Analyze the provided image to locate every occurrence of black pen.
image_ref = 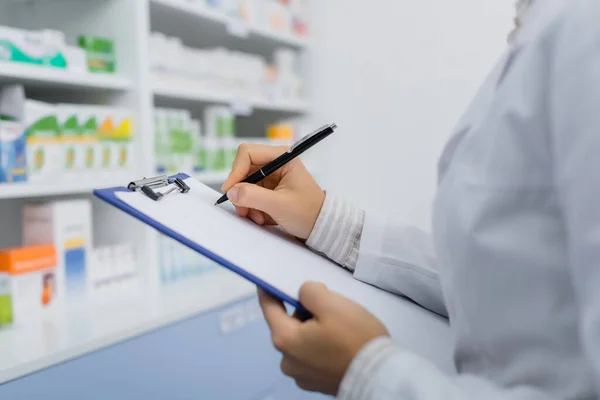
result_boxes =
[214,123,337,206]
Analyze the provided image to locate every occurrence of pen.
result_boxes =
[214,123,337,206]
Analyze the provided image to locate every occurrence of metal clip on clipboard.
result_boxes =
[127,175,190,201]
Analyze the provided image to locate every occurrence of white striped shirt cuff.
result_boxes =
[337,336,403,400]
[306,193,365,271]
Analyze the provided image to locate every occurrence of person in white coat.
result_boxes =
[222,0,600,398]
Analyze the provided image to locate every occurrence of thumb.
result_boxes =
[298,282,331,316]
[227,183,284,215]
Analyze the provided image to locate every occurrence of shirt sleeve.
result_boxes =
[306,193,364,271]
[306,193,447,317]
[337,337,553,400]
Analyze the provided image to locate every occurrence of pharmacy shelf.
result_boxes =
[0,270,256,385]
[151,0,309,48]
[0,173,135,200]
[153,85,309,114]
[0,62,132,91]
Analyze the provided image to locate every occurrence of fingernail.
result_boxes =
[228,187,239,202]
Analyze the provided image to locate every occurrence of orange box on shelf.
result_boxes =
[0,245,58,325]
[266,123,294,140]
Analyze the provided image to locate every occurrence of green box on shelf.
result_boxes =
[78,35,116,73]
[0,273,13,327]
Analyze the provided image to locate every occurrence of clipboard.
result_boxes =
[94,173,310,315]
[94,173,454,371]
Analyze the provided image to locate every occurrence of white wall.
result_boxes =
[310,0,513,230]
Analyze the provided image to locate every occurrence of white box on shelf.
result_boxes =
[64,46,87,74]
[22,199,93,299]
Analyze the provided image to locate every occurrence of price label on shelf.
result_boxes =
[227,18,250,38]
[230,100,253,116]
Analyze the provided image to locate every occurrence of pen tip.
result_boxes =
[214,201,218,206]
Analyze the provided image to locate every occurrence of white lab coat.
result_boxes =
[340,0,600,398]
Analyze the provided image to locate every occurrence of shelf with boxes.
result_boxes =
[0,25,128,90]
[150,33,307,114]
[0,269,255,385]
[0,0,314,385]
[0,63,131,91]
[0,85,137,192]
[0,173,133,200]
[153,85,309,114]
[153,105,296,180]
[151,0,309,48]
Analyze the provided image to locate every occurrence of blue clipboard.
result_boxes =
[94,173,311,318]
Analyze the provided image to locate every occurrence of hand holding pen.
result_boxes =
[218,123,337,240]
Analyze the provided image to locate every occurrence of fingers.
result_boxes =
[248,209,266,225]
[298,282,331,317]
[235,205,249,218]
[244,209,277,226]
[222,144,288,192]
[227,183,284,216]
[280,357,334,394]
[258,289,301,353]
[280,355,311,379]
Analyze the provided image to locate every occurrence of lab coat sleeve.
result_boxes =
[549,0,600,392]
[306,193,447,317]
[338,2,600,399]
[337,337,554,400]
[354,205,447,316]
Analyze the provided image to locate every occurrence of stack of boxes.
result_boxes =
[154,106,301,175]
[154,108,202,175]
[154,106,238,175]
[0,85,136,185]
[150,33,304,104]
[0,198,144,328]
[203,106,237,172]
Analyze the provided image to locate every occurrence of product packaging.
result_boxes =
[0,245,58,325]
[78,107,100,177]
[0,26,67,68]
[57,104,82,176]
[0,85,26,183]
[112,109,134,170]
[78,35,116,73]
[190,119,203,172]
[95,106,116,171]
[204,106,235,171]
[23,100,60,182]
[88,243,138,302]
[154,109,169,174]
[0,272,12,327]
[22,200,92,298]
[64,45,87,74]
